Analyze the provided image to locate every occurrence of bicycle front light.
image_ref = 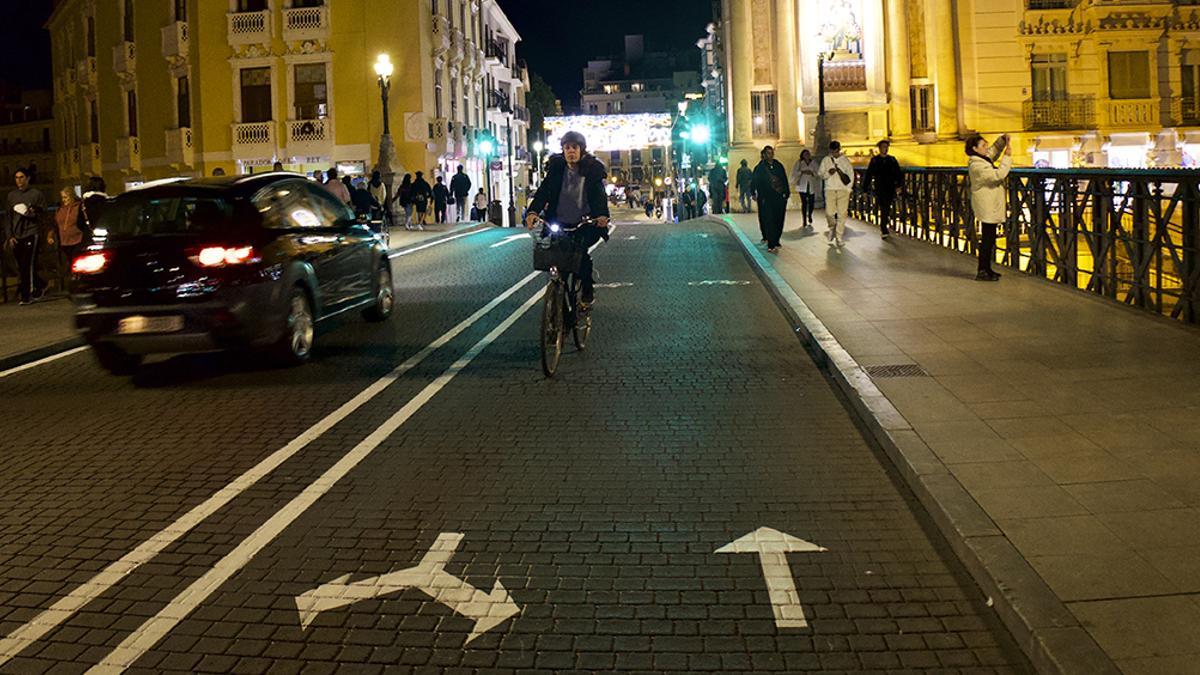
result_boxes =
[549,223,561,233]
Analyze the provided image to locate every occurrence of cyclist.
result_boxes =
[525,131,610,311]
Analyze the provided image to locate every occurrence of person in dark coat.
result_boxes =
[736,159,754,213]
[449,165,472,222]
[751,145,790,254]
[863,139,904,239]
[524,130,610,307]
[707,164,727,215]
[432,176,450,224]
[411,171,432,229]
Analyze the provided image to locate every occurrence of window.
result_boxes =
[240,67,272,123]
[123,0,134,41]
[305,184,354,224]
[177,76,191,128]
[1108,51,1150,100]
[435,68,444,119]
[1183,51,1200,118]
[86,16,95,57]
[911,84,935,132]
[631,149,642,165]
[610,150,621,165]
[89,99,98,143]
[293,63,328,119]
[173,0,187,22]
[237,0,268,11]
[751,90,778,138]
[98,195,236,238]
[1031,54,1068,101]
[588,103,598,114]
[652,148,663,163]
[126,89,138,137]
[631,83,644,92]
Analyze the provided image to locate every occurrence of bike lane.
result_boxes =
[14,220,1029,672]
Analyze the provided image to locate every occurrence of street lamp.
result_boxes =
[532,139,545,188]
[478,134,496,225]
[812,51,835,158]
[373,54,401,226]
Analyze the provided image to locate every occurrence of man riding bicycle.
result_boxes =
[525,131,610,311]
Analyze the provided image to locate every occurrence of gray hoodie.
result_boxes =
[6,186,46,240]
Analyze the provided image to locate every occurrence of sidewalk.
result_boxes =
[720,211,1200,674]
[0,221,493,370]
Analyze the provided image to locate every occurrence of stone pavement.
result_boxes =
[720,210,1200,674]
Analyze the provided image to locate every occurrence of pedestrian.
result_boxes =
[751,146,790,254]
[368,170,388,225]
[707,163,728,215]
[736,159,754,213]
[864,139,903,239]
[393,174,414,229]
[5,168,48,304]
[411,171,431,229]
[791,149,817,228]
[966,133,1011,282]
[680,186,695,220]
[472,189,488,221]
[818,140,854,248]
[350,177,377,219]
[696,184,708,216]
[55,186,86,268]
[449,165,472,222]
[324,167,351,205]
[432,176,449,224]
[272,160,284,172]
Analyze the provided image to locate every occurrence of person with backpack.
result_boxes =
[394,174,414,230]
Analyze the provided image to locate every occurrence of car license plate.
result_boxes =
[117,315,184,335]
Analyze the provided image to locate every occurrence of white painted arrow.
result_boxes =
[295,533,520,644]
[716,527,827,629]
[489,233,530,249]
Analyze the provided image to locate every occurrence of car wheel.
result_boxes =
[93,343,142,375]
[273,286,314,365]
[363,262,394,322]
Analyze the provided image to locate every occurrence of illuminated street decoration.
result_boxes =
[545,113,674,152]
[813,0,863,55]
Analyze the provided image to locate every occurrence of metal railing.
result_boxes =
[1026,0,1077,8]
[849,166,1200,324]
[1022,97,1095,130]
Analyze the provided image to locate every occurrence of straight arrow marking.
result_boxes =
[295,533,521,644]
[716,527,827,629]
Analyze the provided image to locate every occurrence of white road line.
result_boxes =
[388,227,491,259]
[91,282,549,672]
[0,270,541,667]
[489,233,530,249]
[0,346,88,380]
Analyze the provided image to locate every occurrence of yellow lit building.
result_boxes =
[722,0,1200,171]
[47,0,529,208]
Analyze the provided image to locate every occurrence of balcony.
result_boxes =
[1026,0,1077,8]
[231,121,276,161]
[1022,97,1095,130]
[285,118,331,158]
[485,39,509,67]
[449,28,465,63]
[228,10,272,46]
[488,89,511,112]
[161,21,189,60]
[1180,96,1200,126]
[165,127,195,167]
[513,105,529,122]
[283,5,329,42]
[822,59,866,92]
[115,136,141,173]
[431,15,450,57]
[76,57,97,91]
[84,142,102,175]
[112,41,136,75]
[1105,98,1157,128]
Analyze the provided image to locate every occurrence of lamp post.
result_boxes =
[373,54,402,227]
[813,52,833,159]
[479,135,496,224]
[532,139,544,189]
[504,107,516,228]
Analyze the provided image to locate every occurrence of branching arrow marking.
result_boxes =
[296,533,520,644]
[716,527,827,629]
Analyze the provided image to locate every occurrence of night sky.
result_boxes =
[0,0,714,107]
[497,0,714,109]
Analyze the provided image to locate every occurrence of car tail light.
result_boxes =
[72,252,109,275]
[191,246,258,268]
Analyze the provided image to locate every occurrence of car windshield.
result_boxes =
[97,193,238,238]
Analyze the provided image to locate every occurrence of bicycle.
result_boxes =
[531,217,598,378]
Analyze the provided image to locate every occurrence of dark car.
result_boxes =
[70,173,394,374]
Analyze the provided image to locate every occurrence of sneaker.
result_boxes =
[835,238,845,247]
[18,299,30,306]
[825,229,833,241]
[881,232,890,240]
[975,270,1000,282]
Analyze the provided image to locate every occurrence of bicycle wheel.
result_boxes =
[540,281,565,377]
[571,276,591,351]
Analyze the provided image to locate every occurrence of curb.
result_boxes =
[0,336,86,374]
[711,215,1119,675]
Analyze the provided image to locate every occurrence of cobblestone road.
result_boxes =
[0,221,1030,673]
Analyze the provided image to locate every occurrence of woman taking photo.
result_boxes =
[966,133,1011,281]
[791,149,817,228]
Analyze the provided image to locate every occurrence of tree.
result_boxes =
[525,71,559,148]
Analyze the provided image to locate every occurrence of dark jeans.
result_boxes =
[799,192,815,222]
[876,195,894,234]
[14,235,45,302]
[435,203,447,224]
[711,190,726,215]
[758,196,787,248]
[739,190,752,213]
[978,222,997,273]
[453,194,469,221]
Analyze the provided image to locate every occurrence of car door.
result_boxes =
[254,180,343,313]
[305,186,373,306]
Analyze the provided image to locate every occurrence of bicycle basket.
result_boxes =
[533,236,583,273]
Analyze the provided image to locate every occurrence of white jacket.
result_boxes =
[968,154,1011,224]
[791,158,819,194]
[818,154,855,193]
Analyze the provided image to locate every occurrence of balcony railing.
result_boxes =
[1105,98,1157,128]
[849,166,1200,324]
[1180,96,1200,126]
[231,121,276,160]
[283,6,329,42]
[228,10,272,46]
[513,105,529,122]
[115,136,141,172]
[161,21,189,60]
[112,41,136,75]
[488,89,510,111]
[165,127,194,166]
[822,59,866,92]
[485,39,509,67]
[1026,0,1078,8]
[286,118,331,157]
[1022,97,1095,130]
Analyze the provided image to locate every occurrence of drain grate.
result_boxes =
[864,364,930,378]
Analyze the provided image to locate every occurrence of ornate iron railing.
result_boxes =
[849,167,1200,324]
